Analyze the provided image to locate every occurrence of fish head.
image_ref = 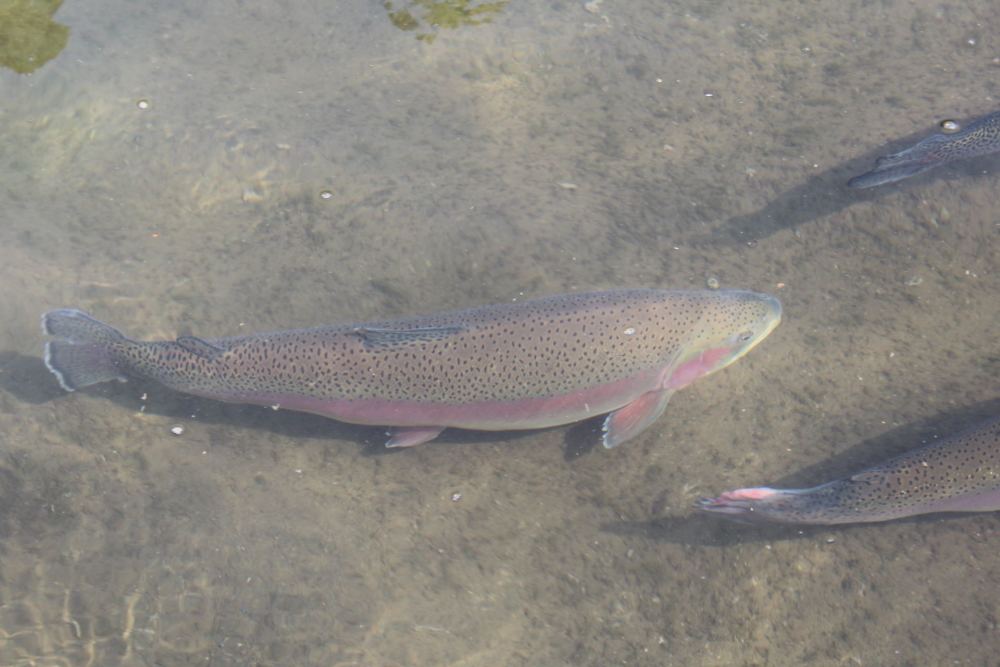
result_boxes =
[664,291,781,390]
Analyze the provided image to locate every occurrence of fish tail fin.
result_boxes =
[847,161,936,189]
[847,162,932,189]
[696,486,829,525]
[41,309,128,391]
[847,134,951,189]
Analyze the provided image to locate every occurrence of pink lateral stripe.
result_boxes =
[205,367,663,431]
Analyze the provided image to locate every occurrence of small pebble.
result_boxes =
[136,99,150,110]
[939,119,961,133]
[451,492,462,502]
[319,190,334,200]
[905,276,923,286]
[170,426,184,436]
[558,182,578,190]
[242,187,264,203]
[706,276,720,289]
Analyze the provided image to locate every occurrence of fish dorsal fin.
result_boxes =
[176,335,225,359]
[350,325,464,348]
[849,470,885,484]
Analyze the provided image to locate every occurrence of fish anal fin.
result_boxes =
[601,389,674,449]
[385,426,445,448]
[176,335,225,359]
[352,325,464,348]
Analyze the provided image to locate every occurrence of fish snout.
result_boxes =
[761,294,782,334]
[731,291,782,346]
[763,293,782,319]
[713,292,782,367]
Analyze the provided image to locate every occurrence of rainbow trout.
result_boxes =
[42,289,780,448]
[848,110,1000,188]
[698,416,1000,524]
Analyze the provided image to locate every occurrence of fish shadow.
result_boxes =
[563,418,605,460]
[605,510,999,548]
[0,351,604,457]
[602,398,1000,545]
[0,351,67,404]
[703,116,1000,246]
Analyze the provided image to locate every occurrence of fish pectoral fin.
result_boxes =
[601,389,674,449]
[385,426,446,448]
[176,335,226,359]
[350,326,465,348]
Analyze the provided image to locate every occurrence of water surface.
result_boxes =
[1,0,998,665]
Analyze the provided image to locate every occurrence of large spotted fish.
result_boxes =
[42,289,780,448]
[848,110,1000,188]
[698,416,1000,524]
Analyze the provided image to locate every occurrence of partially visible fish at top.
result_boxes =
[41,289,781,449]
[698,416,1000,525]
[848,110,1000,189]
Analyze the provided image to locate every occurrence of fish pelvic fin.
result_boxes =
[601,389,674,449]
[385,426,445,448]
[41,309,128,391]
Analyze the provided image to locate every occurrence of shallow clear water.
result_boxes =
[0,0,998,665]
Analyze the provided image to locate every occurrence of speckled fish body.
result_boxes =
[848,110,1000,188]
[42,289,781,448]
[698,416,1000,525]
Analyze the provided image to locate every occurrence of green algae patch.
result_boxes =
[384,0,507,42]
[0,0,69,74]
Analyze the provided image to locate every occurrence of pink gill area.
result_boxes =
[664,347,732,390]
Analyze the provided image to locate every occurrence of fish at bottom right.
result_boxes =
[847,109,1000,189]
[698,416,1000,525]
